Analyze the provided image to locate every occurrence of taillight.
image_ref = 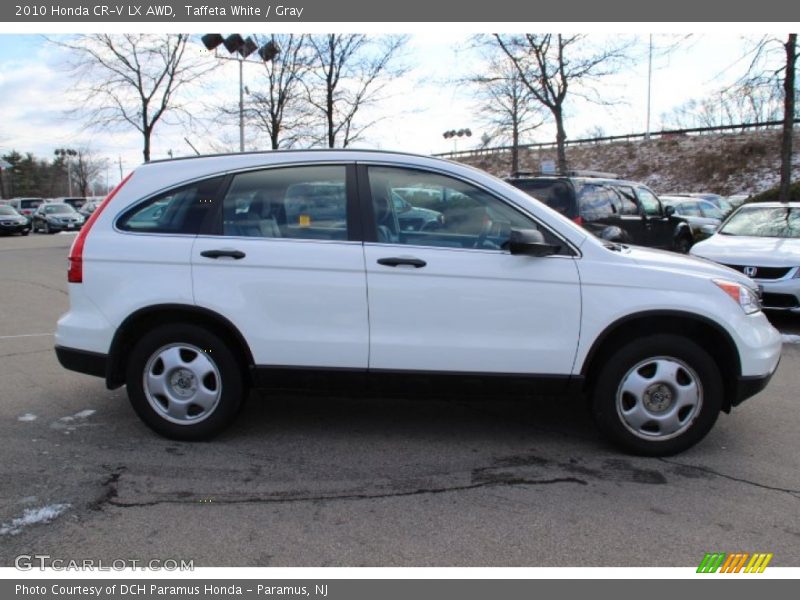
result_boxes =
[572,216,584,226]
[68,173,132,283]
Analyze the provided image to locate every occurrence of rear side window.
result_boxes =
[511,179,576,218]
[220,166,348,241]
[118,177,224,234]
[577,184,616,221]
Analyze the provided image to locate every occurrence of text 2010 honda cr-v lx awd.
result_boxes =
[55,150,782,455]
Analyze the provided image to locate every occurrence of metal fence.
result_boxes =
[433,119,800,159]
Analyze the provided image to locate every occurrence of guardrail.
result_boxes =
[434,119,800,159]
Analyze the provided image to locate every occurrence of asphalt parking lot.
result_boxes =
[1,233,799,567]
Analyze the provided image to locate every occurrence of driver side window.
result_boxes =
[367,166,553,251]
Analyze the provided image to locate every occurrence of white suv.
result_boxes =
[55,150,782,455]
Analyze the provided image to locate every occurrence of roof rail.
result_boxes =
[565,170,620,179]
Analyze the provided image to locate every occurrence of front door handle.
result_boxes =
[377,257,427,268]
[200,249,246,260]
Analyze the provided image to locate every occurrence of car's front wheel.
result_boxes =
[592,334,722,456]
[126,324,245,440]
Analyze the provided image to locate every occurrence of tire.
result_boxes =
[125,323,245,440]
[591,334,722,456]
[43,222,51,234]
[672,234,692,254]
[21,230,29,236]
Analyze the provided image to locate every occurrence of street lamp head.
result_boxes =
[201,34,224,51]
[240,37,258,58]
[223,34,245,54]
[258,41,281,62]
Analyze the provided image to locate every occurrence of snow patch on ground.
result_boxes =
[17,413,37,422]
[0,504,70,536]
[51,409,97,432]
[782,334,800,345]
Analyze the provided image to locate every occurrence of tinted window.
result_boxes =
[368,166,562,252]
[118,177,223,234]
[20,200,42,210]
[577,185,615,221]
[221,166,348,241]
[614,186,640,215]
[510,179,576,218]
[636,187,662,216]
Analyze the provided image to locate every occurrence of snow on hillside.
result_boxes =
[454,129,800,196]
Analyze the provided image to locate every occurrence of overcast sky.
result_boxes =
[0,30,785,188]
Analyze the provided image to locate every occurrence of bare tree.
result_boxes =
[468,56,544,174]
[306,34,407,148]
[493,34,629,173]
[243,34,313,150]
[72,148,108,196]
[54,34,217,162]
[738,34,797,202]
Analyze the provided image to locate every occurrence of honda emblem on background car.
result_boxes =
[744,266,757,277]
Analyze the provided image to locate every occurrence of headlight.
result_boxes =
[712,279,761,314]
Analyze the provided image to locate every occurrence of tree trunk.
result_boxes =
[779,33,796,203]
[554,107,568,173]
[142,130,151,163]
[511,116,520,175]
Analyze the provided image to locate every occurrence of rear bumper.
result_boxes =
[55,345,107,379]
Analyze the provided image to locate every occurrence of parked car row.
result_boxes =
[0,197,89,235]
[504,171,797,315]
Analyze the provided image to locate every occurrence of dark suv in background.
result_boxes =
[507,172,694,253]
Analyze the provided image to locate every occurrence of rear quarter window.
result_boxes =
[117,177,224,234]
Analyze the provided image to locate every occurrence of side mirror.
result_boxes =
[664,205,675,217]
[508,228,559,257]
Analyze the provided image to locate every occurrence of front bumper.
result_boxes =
[732,366,779,407]
[0,222,30,234]
[757,275,800,312]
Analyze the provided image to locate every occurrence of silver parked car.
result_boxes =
[691,202,800,312]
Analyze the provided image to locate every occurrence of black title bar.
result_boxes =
[2,0,800,22]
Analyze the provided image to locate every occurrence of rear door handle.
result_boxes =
[377,257,427,268]
[200,249,246,260]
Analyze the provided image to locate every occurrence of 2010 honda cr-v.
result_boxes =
[54,150,782,455]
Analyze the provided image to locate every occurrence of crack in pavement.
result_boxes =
[0,349,51,359]
[102,476,588,509]
[659,458,800,499]
[3,279,67,296]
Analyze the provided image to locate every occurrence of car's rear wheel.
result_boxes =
[591,334,722,456]
[126,324,245,440]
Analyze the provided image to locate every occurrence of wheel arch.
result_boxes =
[106,304,255,389]
[580,310,742,412]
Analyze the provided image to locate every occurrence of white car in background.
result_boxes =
[691,202,800,313]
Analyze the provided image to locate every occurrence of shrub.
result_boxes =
[749,181,800,203]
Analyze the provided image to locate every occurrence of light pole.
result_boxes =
[54,148,77,196]
[201,34,280,152]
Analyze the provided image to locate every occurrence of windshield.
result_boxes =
[0,206,18,216]
[44,204,76,215]
[719,205,800,238]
